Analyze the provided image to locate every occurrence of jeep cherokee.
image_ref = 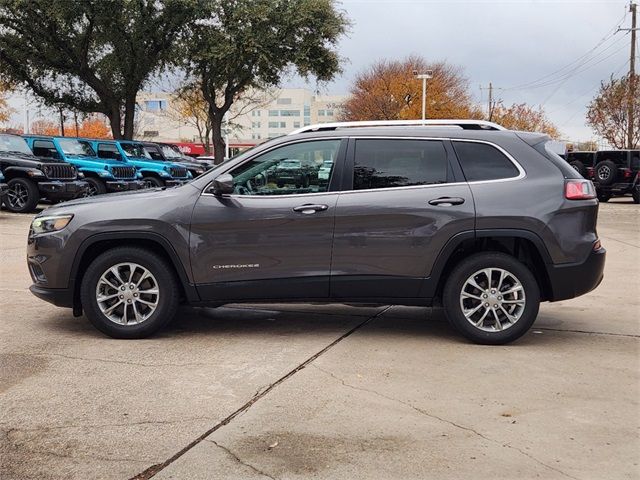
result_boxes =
[27,120,606,344]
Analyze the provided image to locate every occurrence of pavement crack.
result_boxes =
[2,417,216,433]
[312,365,581,480]
[208,440,277,479]
[536,327,639,338]
[15,351,208,368]
[129,306,392,480]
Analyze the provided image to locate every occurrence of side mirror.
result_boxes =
[211,173,234,195]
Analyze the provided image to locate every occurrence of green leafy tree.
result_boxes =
[185,0,349,163]
[0,0,198,139]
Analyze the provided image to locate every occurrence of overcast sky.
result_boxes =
[288,0,635,142]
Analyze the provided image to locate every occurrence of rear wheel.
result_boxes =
[143,176,164,188]
[84,177,107,196]
[597,191,611,203]
[5,178,40,213]
[443,253,540,345]
[633,186,640,204]
[80,247,180,339]
[569,160,586,177]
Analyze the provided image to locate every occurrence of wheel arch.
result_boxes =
[2,166,37,180]
[425,229,553,302]
[70,232,199,315]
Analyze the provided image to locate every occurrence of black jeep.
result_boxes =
[565,151,596,178]
[591,150,640,203]
[0,133,88,213]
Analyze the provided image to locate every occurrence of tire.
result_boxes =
[143,176,164,188]
[80,247,180,339]
[4,178,40,213]
[594,160,618,186]
[633,186,640,204]
[84,177,107,196]
[443,252,540,345]
[597,191,611,203]
[569,160,586,177]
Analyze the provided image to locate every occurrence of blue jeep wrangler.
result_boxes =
[23,136,144,196]
[84,139,191,188]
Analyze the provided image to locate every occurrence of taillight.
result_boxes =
[565,180,596,200]
[586,167,595,179]
[623,168,632,178]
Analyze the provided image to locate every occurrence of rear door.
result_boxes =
[190,138,346,301]
[330,137,475,300]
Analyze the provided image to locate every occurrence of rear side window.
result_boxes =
[353,139,449,190]
[453,141,519,182]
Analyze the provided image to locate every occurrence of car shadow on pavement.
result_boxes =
[41,303,563,347]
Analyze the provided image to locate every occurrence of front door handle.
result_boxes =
[293,204,329,214]
[428,197,465,206]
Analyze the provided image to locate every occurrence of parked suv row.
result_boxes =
[27,120,605,345]
[564,149,640,203]
[0,134,195,212]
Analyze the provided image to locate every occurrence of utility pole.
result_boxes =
[414,70,433,121]
[480,83,499,120]
[620,2,638,148]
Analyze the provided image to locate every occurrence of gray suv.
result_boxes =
[27,120,606,344]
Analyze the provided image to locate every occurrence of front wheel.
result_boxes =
[142,176,164,188]
[5,178,40,213]
[80,247,180,339]
[443,253,540,345]
[84,177,107,196]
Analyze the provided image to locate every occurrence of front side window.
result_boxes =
[144,145,165,161]
[453,141,520,182]
[0,135,32,155]
[228,139,341,196]
[97,143,122,160]
[57,139,96,157]
[32,140,60,159]
[353,139,449,190]
[120,142,150,159]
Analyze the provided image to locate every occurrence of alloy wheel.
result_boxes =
[7,183,27,209]
[459,267,526,332]
[597,166,611,180]
[95,262,160,325]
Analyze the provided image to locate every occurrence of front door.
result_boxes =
[330,137,476,300]
[191,138,346,301]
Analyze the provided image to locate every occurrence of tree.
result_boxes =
[340,56,483,121]
[168,84,213,151]
[490,101,560,138]
[30,119,60,136]
[185,0,349,163]
[0,0,198,139]
[0,80,13,123]
[586,74,640,149]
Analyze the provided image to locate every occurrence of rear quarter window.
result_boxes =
[452,141,520,182]
[533,141,582,179]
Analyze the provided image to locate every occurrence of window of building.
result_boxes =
[251,133,262,140]
[268,133,280,138]
[325,110,334,117]
[452,141,519,181]
[277,98,292,105]
[251,110,262,117]
[268,110,279,116]
[318,109,326,117]
[252,122,261,129]
[280,110,300,117]
[353,139,449,190]
[293,121,301,128]
[143,130,159,138]
[144,100,167,111]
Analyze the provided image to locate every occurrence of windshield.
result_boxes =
[58,138,96,157]
[161,145,183,159]
[120,142,151,159]
[0,135,32,154]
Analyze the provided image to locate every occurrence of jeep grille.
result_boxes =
[112,166,137,179]
[43,164,76,180]
[169,166,188,178]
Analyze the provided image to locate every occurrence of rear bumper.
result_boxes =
[547,247,606,301]
[38,180,88,199]
[29,284,73,308]
[105,180,145,192]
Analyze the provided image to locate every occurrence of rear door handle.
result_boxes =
[293,204,329,214]
[428,197,465,206]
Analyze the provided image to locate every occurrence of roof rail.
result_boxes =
[289,119,507,135]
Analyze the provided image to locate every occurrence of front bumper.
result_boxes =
[547,247,606,301]
[29,284,74,308]
[106,180,146,192]
[38,180,89,199]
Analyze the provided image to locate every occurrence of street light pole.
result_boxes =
[414,70,433,121]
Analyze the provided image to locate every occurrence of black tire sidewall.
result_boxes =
[6,178,40,213]
[80,247,179,339]
[632,186,640,204]
[569,160,585,176]
[85,177,107,196]
[594,160,617,186]
[143,176,164,188]
[443,253,540,345]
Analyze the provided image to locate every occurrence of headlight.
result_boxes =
[159,170,171,177]
[27,169,45,178]
[98,170,112,178]
[31,214,74,236]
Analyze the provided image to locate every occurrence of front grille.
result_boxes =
[43,164,76,179]
[111,166,137,179]
[168,166,188,178]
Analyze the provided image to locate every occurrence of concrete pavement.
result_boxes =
[1,199,638,480]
